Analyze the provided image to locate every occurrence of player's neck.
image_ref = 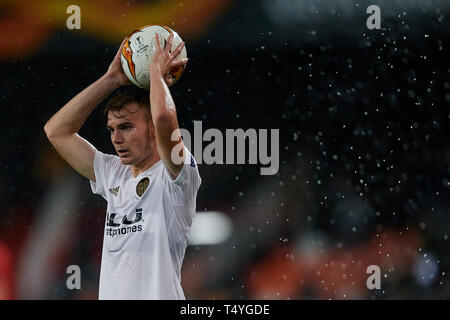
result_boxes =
[130,152,160,178]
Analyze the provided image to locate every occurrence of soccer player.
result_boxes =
[44,33,201,299]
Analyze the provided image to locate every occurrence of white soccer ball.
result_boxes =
[121,25,187,90]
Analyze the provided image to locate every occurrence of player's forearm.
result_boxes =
[149,71,184,178]
[44,74,119,138]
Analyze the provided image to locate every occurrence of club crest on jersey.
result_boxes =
[136,177,150,197]
[109,185,120,196]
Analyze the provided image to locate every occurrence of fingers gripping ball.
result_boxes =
[120,25,187,90]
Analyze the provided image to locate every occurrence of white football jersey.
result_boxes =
[89,146,201,299]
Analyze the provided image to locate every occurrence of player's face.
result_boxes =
[107,103,154,166]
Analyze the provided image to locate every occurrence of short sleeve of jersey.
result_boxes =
[163,147,202,224]
[90,149,122,200]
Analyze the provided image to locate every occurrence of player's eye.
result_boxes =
[122,125,132,131]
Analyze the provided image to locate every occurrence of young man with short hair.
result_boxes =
[44,33,201,299]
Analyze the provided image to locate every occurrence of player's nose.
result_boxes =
[111,130,124,144]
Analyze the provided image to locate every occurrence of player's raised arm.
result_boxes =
[149,33,189,179]
[44,38,131,182]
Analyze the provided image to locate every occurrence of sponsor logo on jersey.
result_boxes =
[106,208,143,237]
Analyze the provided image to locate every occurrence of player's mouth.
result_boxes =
[117,149,130,157]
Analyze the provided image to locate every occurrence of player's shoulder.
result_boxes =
[94,149,128,178]
[160,148,201,188]
[95,149,121,166]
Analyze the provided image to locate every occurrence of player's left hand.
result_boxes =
[150,32,187,87]
[105,37,133,88]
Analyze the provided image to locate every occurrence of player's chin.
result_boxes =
[119,155,133,165]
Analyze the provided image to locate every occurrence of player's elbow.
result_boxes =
[44,122,54,139]
[44,122,60,140]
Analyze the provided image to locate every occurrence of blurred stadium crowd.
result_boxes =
[0,0,449,299]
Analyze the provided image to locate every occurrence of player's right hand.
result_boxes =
[105,37,132,88]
